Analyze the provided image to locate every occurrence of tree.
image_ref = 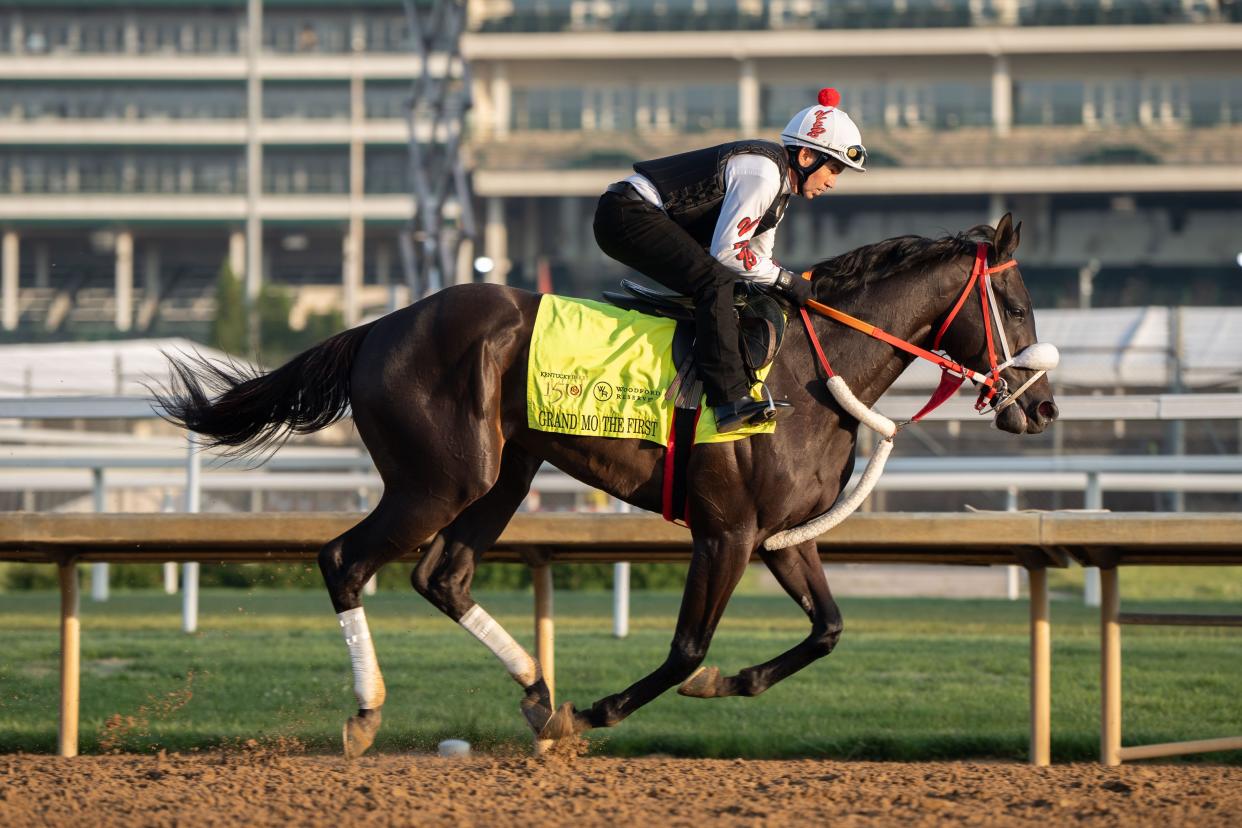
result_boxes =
[210,261,247,356]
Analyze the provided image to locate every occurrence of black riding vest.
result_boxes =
[632,140,792,249]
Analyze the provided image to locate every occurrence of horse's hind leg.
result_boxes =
[411,444,554,732]
[679,540,843,699]
[319,493,467,758]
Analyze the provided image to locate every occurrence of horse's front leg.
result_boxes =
[679,540,843,699]
[541,530,754,739]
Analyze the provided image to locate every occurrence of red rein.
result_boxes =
[801,244,1017,421]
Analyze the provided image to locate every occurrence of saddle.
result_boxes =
[602,279,789,525]
[602,279,788,400]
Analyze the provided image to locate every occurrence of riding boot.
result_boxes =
[693,276,752,402]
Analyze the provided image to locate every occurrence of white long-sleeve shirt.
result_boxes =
[621,152,790,286]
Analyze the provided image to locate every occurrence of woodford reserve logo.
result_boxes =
[536,370,659,438]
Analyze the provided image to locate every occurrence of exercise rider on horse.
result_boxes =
[594,87,867,432]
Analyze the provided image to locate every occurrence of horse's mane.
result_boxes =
[810,224,995,300]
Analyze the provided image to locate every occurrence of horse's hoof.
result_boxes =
[678,666,722,698]
[538,702,580,741]
[521,696,554,734]
[342,708,382,759]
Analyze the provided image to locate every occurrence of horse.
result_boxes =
[154,213,1058,757]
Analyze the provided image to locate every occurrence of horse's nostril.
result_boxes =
[1037,400,1059,423]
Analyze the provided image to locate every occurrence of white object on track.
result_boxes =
[438,739,471,758]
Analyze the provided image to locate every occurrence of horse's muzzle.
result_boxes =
[991,342,1060,434]
[994,393,1058,434]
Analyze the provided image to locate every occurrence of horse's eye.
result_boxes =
[1007,306,1026,321]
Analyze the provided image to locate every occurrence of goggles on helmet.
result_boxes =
[815,142,867,171]
[834,144,868,168]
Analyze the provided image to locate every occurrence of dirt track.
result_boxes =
[2,750,1239,826]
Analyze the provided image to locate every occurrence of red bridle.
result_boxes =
[799,243,1018,422]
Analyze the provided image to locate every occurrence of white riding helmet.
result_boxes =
[780,88,867,172]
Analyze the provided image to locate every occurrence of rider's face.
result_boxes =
[798,150,845,200]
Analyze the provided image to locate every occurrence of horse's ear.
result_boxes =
[994,213,1021,259]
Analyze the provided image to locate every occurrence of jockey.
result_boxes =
[594,88,867,433]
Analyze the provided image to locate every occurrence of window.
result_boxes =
[137,18,185,54]
[930,82,992,129]
[1,150,245,194]
[192,17,241,54]
[76,14,126,54]
[512,87,584,131]
[366,14,409,52]
[1014,80,1085,125]
[264,82,350,120]
[1144,79,1188,127]
[1227,75,1242,125]
[1087,79,1140,127]
[2,83,245,121]
[635,84,739,133]
[763,85,817,128]
[265,14,352,54]
[194,154,244,194]
[365,149,409,193]
[887,85,932,128]
[1187,78,1227,127]
[23,17,73,54]
[682,84,739,132]
[762,84,884,129]
[366,82,410,120]
[584,87,635,131]
[265,150,350,194]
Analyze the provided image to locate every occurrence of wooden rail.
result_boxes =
[1096,569,1242,765]
[4,511,1242,764]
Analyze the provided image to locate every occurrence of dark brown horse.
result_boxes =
[156,214,1057,756]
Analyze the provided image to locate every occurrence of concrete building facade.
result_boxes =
[1,0,1240,341]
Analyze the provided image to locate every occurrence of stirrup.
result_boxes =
[714,392,792,434]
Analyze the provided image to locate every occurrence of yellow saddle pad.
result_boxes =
[527,294,775,446]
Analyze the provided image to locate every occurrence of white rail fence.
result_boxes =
[4,393,1242,625]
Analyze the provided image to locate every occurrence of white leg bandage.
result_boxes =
[338,607,385,710]
[459,604,538,687]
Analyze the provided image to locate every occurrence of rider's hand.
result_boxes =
[774,269,814,305]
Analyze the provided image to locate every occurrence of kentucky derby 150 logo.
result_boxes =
[592,381,614,402]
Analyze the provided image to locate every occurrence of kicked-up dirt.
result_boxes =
[1,749,1239,826]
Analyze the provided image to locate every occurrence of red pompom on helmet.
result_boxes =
[780,86,868,174]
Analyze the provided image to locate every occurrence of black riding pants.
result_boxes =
[593,190,748,405]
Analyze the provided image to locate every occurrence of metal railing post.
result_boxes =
[1084,472,1103,607]
[91,467,109,602]
[1006,485,1020,600]
[614,499,631,637]
[613,562,630,638]
[182,435,201,634]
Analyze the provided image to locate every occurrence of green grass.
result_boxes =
[1048,565,1242,601]
[0,588,1238,761]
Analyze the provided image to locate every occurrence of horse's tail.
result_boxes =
[154,320,378,458]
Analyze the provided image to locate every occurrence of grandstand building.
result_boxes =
[0,0,1240,343]
[467,0,1242,306]
[0,0,437,340]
